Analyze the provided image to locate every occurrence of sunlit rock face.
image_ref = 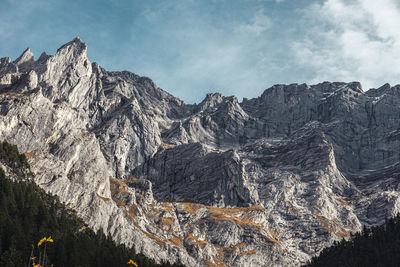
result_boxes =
[1,38,400,266]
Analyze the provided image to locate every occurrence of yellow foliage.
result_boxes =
[37,237,46,247]
[37,236,53,247]
[127,259,138,266]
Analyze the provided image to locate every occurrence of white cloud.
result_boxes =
[294,0,400,90]
[236,10,272,36]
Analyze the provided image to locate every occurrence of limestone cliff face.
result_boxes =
[1,38,400,266]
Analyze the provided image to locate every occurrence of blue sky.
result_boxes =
[1,0,400,103]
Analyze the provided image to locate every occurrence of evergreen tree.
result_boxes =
[0,141,184,267]
[306,215,400,267]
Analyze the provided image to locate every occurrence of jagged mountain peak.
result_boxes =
[57,37,87,55]
[199,93,240,109]
[14,47,34,65]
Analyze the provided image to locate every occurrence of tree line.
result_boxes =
[306,214,400,266]
[0,141,183,267]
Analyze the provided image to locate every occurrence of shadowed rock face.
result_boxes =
[0,38,400,266]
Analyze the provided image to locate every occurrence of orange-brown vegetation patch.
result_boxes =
[160,143,176,150]
[288,201,299,213]
[96,192,111,201]
[126,176,147,182]
[187,234,196,241]
[266,235,282,246]
[111,178,128,187]
[269,229,280,239]
[124,209,136,220]
[114,199,127,206]
[167,237,183,247]
[176,203,265,228]
[216,248,225,257]
[225,242,245,251]
[160,202,174,213]
[203,258,214,267]
[316,214,350,238]
[264,230,283,247]
[238,249,258,257]
[187,234,209,248]
[23,151,36,158]
[335,197,351,206]
[0,92,28,98]
[316,214,333,231]
[192,239,208,249]
[178,202,202,214]
[204,257,227,267]
[336,227,350,237]
[207,206,264,228]
[160,217,174,226]
[133,223,164,247]
[124,204,139,220]
[313,205,321,213]
[98,195,111,201]
[110,178,130,197]
[212,255,226,267]
[144,211,157,220]
[110,180,132,207]
[132,223,183,248]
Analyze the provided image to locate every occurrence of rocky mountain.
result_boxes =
[0,38,399,266]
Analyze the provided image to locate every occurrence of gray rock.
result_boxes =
[0,38,400,266]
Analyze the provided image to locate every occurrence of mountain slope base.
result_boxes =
[0,141,182,267]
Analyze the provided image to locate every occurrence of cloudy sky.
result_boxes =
[1,0,400,103]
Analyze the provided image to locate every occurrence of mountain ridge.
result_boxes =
[0,38,399,266]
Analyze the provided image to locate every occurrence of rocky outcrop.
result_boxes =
[0,38,400,266]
